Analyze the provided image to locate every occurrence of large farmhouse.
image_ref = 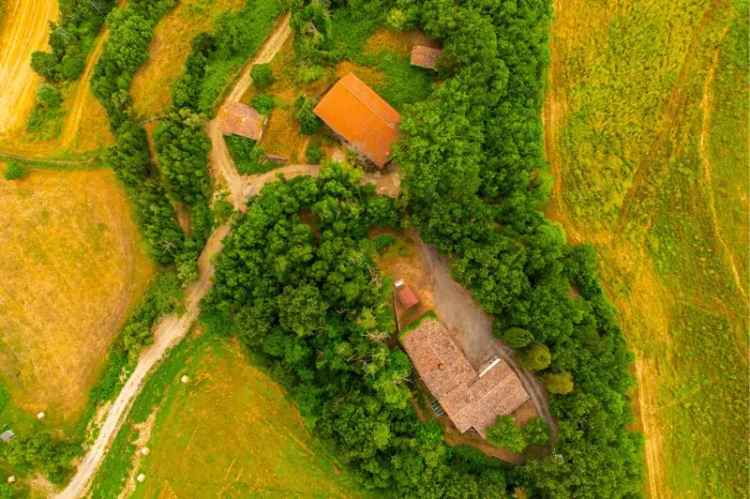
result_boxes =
[314,73,400,168]
[402,318,530,438]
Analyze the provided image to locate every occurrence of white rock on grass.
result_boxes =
[136,473,146,483]
[7,475,15,484]
[180,375,190,384]
[140,447,150,456]
[36,411,45,420]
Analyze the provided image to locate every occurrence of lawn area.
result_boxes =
[0,167,155,429]
[544,0,749,497]
[131,0,246,118]
[91,333,366,498]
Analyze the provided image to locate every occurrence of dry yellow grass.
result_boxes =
[131,0,245,118]
[0,168,155,425]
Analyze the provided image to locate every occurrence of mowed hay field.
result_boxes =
[544,0,749,498]
[131,0,245,118]
[0,168,154,426]
[123,337,365,499]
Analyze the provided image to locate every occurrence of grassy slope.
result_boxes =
[131,0,245,118]
[545,0,749,497]
[91,333,366,498]
[0,168,154,429]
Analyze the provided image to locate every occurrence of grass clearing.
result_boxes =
[131,0,246,118]
[0,168,155,428]
[545,0,749,497]
[91,333,366,498]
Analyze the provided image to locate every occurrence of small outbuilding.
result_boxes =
[410,45,442,70]
[220,102,265,141]
[395,279,420,310]
[314,73,400,168]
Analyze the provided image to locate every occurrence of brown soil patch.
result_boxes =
[0,169,155,425]
[364,29,436,57]
[131,0,246,118]
[335,61,385,88]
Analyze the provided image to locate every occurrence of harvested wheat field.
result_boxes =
[0,168,155,426]
[0,0,57,139]
[131,0,245,118]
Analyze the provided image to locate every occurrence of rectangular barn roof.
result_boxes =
[220,102,265,141]
[313,73,400,168]
[410,46,442,70]
[402,318,530,438]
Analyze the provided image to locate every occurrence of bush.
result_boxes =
[224,134,273,175]
[295,64,326,84]
[251,94,276,114]
[305,140,323,164]
[522,418,550,446]
[251,63,274,89]
[4,162,26,181]
[37,84,62,108]
[374,234,396,254]
[294,95,321,135]
[543,371,574,394]
[520,343,551,371]
[486,415,526,453]
[498,326,534,348]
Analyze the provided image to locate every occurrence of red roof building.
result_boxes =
[220,102,265,141]
[410,46,442,70]
[401,319,530,438]
[395,280,420,310]
[313,73,400,168]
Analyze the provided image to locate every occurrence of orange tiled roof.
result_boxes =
[220,102,265,141]
[314,73,400,168]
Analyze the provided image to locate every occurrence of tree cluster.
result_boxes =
[205,164,510,498]
[31,0,117,82]
[388,0,643,496]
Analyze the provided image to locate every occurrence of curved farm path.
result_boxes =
[55,16,304,499]
[60,29,109,147]
[0,0,57,137]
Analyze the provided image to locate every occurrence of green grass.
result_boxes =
[549,0,749,497]
[90,332,367,498]
[197,0,283,113]
[224,134,275,174]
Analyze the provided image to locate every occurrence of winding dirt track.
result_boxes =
[55,17,297,499]
[0,0,57,137]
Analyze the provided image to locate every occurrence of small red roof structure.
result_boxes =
[395,279,420,310]
[410,46,442,70]
[401,319,530,438]
[220,102,265,141]
[313,73,400,168]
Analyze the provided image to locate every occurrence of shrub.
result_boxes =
[305,140,323,164]
[251,94,276,114]
[294,95,321,135]
[374,234,396,254]
[486,415,526,453]
[251,63,274,89]
[37,84,62,109]
[520,343,551,371]
[4,162,26,181]
[522,418,550,446]
[295,64,326,84]
[499,326,534,348]
[543,371,574,395]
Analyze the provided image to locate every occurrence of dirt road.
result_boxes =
[55,16,305,497]
[419,243,556,436]
[60,29,109,147]
[209,13,292,209]
[0,0,57,137]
